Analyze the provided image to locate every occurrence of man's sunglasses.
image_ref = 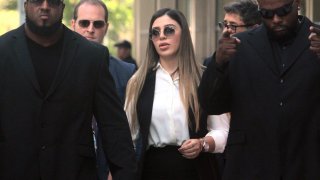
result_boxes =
[218,21,253,33]
[259,0,294,19]
[150,25,176,40]
[78,20,106,29]
[28,0,63,6]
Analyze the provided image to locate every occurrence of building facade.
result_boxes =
[134,0,320,65]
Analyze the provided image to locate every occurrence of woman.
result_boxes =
[125,8,225,180]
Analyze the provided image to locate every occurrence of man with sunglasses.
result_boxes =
[202,1,261,176]
[203,0,261,66]
[199,0,320,179]
[71,0,136,180]
[0,0,136,179]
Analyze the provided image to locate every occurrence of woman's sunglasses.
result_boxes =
[28,0,63,6]
[259,0,294,19]
[150,25,176,40]
[78,20,106,29]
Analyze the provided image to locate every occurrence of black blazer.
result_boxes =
[199,16,320,180]
[0,25,136,180]
[136,69,219,180]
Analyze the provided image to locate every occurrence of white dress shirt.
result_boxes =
[127,63,230,151]
[148,64,190,147]
[206,113,230,153]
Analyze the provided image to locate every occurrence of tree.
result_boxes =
[0,0,17,9]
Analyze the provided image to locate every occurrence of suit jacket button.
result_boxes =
[41,145,46,150]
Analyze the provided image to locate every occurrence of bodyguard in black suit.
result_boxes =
[199,0,320,179]
[0,0,136,179]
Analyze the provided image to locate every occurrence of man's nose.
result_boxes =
[87,23,95,33]
[271,14,283,24]
[39,0,50,9]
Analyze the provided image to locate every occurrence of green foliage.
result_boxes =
[104,0,134,55]
[0,10,19,35]
[63,0,78,27]
[0,0,17,10]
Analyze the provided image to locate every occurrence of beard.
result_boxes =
[265,22,297,43]
[25,14,63,37]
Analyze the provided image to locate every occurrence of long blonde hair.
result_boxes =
[125,8,202,133]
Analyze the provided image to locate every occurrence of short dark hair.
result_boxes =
[73,0,108,22]
[224,0,261,26]
[114,40,132,49]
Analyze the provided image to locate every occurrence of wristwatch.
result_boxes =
[200,138,209,152]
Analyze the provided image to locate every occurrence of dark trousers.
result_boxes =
[142,145,200,180]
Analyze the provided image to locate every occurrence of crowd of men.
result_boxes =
[0,0,319,180]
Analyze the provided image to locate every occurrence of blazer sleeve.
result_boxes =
[198,53,232,115]
[93,46,137,180]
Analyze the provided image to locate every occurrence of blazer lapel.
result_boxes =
[280,17,311,77]
[13,25,43,96]
[137,70,156,149]
[45,27,78,99]
[246,25,280,76]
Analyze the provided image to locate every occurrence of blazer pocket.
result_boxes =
[227,131,246,145]
[77,144,96,158]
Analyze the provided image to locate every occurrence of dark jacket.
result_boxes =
[109,56,135,103]
[199,17,320,180]
[95,56,135,180]
[0,25,136,180]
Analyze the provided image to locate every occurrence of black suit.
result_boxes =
[203,55,213,67]
[0,25,136,180]
[199,16,320,180]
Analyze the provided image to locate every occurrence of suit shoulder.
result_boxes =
[110,56,135,74]
[0,27,24,57]
[0,27,21,46]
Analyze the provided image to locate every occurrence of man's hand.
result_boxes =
[216,30,241,65]
[309,26,320,58]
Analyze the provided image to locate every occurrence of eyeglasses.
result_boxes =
[78,20,106,29]
[259,0,294,19]
[218,21,252,32]
[28,0,63,6]
[150,25,176,40]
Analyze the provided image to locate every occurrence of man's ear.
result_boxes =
[24,1,27,10]
[71,19,76,30]
[104,22,109,35]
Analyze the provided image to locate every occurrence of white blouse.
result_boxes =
[206,113,230,153]
[126,63,230,152]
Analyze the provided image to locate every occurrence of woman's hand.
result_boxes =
[178,139,202,159]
